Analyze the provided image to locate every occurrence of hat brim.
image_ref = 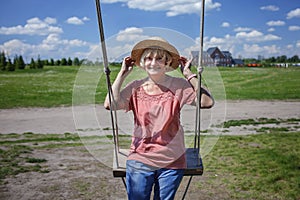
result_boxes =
[131,39,180,70]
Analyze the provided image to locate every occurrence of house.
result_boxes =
[191,51,215,67]
[191,47,242,67]
[207,47,233,66]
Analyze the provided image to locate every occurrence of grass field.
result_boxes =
[0,65,300,108]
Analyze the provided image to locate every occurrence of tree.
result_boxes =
[50,58,54,66]
[14,55,26,70]
[7,58,15,71]
[30,58,36,69]
[36,56,43,69]
[0,51,7,71]
[288,55,299,63]
[73,57,80,66]
[61,58,67,66]
[277,55,287,63]
[67,57,72,66]
[55,59,61,66]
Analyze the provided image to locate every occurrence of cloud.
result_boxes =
[266,20,285,26]
[0,17,63,36]
[233,27,252,32]
[289,26,300,31]
[287,8,300,19]
[268,28,275,32]
[236,30,281,42]
[87,27,148,61]
[44,17,57,24]
[0,39,33,58]
[243,44,279,56]
[116,27,146,42]
[66,16,90,25]
[200,28,283,58]
[260,5,279,11]
[221,22,230,28]
[0,34,90,60]
[102,0,221,16]
[236,30,262,38]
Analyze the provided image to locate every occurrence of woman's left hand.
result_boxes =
[179,56,193,77]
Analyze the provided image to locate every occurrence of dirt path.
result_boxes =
[0,100,299,135]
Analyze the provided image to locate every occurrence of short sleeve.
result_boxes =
[120,80,143,111]
[173,78,196,108]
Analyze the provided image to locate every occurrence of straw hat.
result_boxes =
[131,37,180,70]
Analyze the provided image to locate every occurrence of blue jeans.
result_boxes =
[126,160,184,200]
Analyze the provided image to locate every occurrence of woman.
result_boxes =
[104,37,214,200]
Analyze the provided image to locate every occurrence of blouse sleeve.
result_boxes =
[177,78,196,108]
[119,80,141,112]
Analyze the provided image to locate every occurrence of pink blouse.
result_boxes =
[120,77,196,169]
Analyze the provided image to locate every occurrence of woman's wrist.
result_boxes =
[186,73,197,81]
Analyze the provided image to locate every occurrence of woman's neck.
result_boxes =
[148,74,169,85]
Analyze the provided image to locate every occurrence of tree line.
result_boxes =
[244,55,300,64]
[0,51,83,72]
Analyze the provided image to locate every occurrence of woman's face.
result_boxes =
[143,51,167,76]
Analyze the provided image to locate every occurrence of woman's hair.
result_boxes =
[139,48,173,71]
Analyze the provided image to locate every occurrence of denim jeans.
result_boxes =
[126,160,184,200]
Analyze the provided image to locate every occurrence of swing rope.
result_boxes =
[95,0,121,169]
[182,0,206,199]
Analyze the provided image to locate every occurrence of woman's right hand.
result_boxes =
[120,57,135,77]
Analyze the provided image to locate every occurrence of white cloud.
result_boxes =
[289,26,300,31]
[236,30,281,42]
[102,0,221,16]
[0,33,90,60]
[87,27,148,61]
[116,27,146,42]
[260,5,279,11]
[221,22,230,27]
[44,17,57,25]
[243,44,279,56]
[287,8,300,19]
[82,17,90,21]
[0,17,62,36]
[233,27,252,32]
[266,20,285,26]
[0,39,33,58]
[236,30,263,38]
[66,16,89,25]
[268,28,275,32]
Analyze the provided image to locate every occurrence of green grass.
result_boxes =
[203,132,300,200]
[218,118,300,128]
[217,67,300,100]
[0,66,300,108]
[0,66,79,108]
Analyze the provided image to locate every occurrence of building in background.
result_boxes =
[192,47,244,67]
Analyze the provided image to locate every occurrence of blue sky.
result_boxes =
[0,0,299,62]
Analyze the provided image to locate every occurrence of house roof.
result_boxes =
[233,59,244,65]
[207,47,218,55]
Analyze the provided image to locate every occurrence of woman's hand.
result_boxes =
[179,56,193,77]
[120,57,135,77]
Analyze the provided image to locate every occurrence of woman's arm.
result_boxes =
[104,57,134,110]
[179,57,214,108]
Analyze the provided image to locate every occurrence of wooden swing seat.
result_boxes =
[113,148,203,177]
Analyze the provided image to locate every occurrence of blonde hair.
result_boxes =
[139,48,173,71]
